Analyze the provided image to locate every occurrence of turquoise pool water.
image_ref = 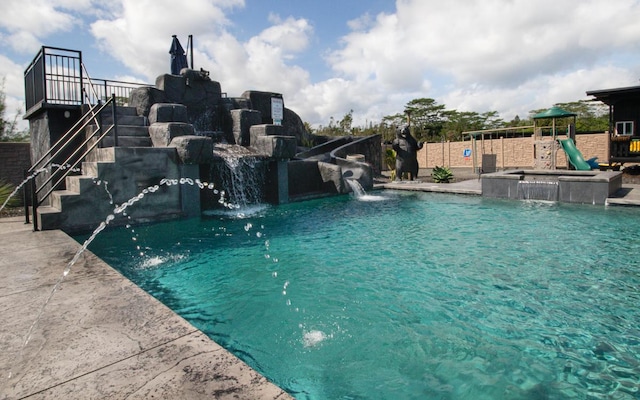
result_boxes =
[81,191,640,399]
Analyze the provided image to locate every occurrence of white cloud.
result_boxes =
[442,65,639,121]
[0,0,84,54]
[194,16,312,100]
[90,0,244,79]
[3,0,640,132]
[320,0,640,126]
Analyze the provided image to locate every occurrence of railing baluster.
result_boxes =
[111,94,118,147]
[23,169,30,224]
[31,177,38,231]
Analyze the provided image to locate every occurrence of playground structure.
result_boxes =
[463,106,600,173]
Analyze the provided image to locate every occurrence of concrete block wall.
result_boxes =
[417,133,608,170]
[0,142,30,187]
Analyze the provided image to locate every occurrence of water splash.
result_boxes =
[14,177,237,372]
[302,330,329,348]
[0,163,81,213]
[345,179,387,202]
[93,179,113,205]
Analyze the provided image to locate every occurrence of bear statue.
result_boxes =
[392,124,423,181]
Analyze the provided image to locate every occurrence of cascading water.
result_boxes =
[209,145,266,209]
[345,178,387,202]
[345,178,366,197]
[517,180,559,202]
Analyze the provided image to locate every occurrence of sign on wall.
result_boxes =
[271,97,284,125]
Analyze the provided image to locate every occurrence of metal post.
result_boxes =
[23,169,30,224]
[78,50,84,105]
[31,177,38,231]
[189,34,194,69]
[111,94,118,147]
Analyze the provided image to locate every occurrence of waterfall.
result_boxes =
[346,178,387,202]
[517,180,559,201]
[346,179,366,198]
[208,144,267,209]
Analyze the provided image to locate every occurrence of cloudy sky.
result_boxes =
[2,0,640,131]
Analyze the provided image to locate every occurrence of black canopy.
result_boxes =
[170,35,188,75]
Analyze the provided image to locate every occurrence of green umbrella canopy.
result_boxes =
[533,106,576,119]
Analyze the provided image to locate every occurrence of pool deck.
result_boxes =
[2,179,640,399]
[0,217,292,400]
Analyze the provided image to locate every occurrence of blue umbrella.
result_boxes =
[170,35,189,75]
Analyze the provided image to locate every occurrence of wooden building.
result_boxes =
[587,85,640,164]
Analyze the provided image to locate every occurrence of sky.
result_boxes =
[2,0,640,132]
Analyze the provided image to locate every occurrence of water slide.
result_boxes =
[558,139,592,170]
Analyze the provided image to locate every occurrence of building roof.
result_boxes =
[586,85,640,105]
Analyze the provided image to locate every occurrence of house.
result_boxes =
[587,85,640,164]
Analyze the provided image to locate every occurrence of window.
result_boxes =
[616,121,634,136]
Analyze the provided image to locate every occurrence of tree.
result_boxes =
[404,98,447,141]
[339,109,354,134]
[0,78,28,142]
[553,100,608,132]
[442,111,485,141]
[528,100,608,134]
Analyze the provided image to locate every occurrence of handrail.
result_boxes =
[29,94,118,230]
[37,125,115,205]
[27,103,103,175]
[82,62,102,106]
[34,99,115,199]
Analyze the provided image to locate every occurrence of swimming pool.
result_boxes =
[81,191,640,399]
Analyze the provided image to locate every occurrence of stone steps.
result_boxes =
[37,147,183,233]
[87,105,152,148]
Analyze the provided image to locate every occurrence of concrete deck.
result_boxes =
[2,179,639,400]
[0,217,292,400]
[378,177,483,195]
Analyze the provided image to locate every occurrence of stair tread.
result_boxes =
[37,205,61,214]
[53,189,79,196]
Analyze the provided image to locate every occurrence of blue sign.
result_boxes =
[463,149,472,157]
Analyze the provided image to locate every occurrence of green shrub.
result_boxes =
[385,149,397,181]
[431,166,453,183]
[0,181,20,208]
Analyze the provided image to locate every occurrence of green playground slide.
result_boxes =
[558,139,592,170]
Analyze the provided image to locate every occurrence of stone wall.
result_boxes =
[417,133,609,170]
[0,142,31,187]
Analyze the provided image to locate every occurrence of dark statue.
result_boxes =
[392,124,423,181]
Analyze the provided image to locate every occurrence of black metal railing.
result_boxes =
[24,47,83,113]
[83,78,147,105]
[24,46,150,113]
